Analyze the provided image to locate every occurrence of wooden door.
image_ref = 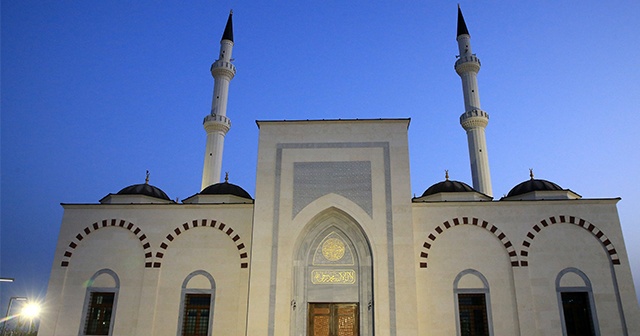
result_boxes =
[308,303,359,336]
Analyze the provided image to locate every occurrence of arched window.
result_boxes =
[80,269,120,336]
[177,270,216,336]
[556,268,599,336]
[453,269,494,336]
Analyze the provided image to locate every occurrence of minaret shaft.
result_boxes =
[459,72,481,110]
[202,129,227,189]
[455,7,493,197]
[201,12,235,190]
[465,127,491,195]
[211,76,231,116]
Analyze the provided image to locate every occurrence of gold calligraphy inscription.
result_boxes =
[311,269,356,284]
[321,237,346,261]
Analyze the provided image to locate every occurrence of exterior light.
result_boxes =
[21,303,41,319]
[0,297,28,335]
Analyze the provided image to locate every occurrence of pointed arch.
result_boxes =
[419,217,518,269]
[156,219,248,269]
[60,219,152,268]
[290,207,374,336]
[518,215,620,267]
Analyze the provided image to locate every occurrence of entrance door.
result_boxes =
[308,303,359,336]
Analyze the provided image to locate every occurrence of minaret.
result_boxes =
[201,11,236,190]
[455,6,493,197]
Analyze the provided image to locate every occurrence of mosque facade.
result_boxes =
[40,8,639,336]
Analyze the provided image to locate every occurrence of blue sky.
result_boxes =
[2,0,639,316]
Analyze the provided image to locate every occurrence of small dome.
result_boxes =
[201,181,252,199]
[421,179,476,197]
[117,183,170,201]
[507,179,563,198]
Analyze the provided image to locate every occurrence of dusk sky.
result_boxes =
[2,0,639,317]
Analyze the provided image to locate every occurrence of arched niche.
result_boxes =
[290,208,374,335]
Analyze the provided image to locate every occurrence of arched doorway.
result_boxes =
[291,210,373,336]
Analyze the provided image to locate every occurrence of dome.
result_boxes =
[117,183,171,201]
[506,178,563,198]
[421,179,476,197]
[200,181,252,199]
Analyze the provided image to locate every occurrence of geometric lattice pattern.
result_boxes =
[519,215,620,266]
[293,161,372,218]
[157,219,249,269]
[419,217,518,269]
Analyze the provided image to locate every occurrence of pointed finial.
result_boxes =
[221,10,234,42]
[145,170,150,184]
[457,5,470,37]
[529,168,534,180]
[225,172,229,183]
[445,170,450,181]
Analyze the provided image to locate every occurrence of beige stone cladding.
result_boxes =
[412,198,640,335]
[246,119,419,336]
[39,203,253,336]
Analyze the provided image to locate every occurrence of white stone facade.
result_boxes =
[39,8,639,336]
[40,119,640,335]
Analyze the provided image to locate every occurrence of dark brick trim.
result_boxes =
[419,217,518,269]
[61,219,153,268]
[156,219,249,270]
[519,215,621,267]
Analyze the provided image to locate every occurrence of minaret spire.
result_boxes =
[455,6,493,197]
[221,10,234,42]
[456,5,469,37]
[201,11,236,190]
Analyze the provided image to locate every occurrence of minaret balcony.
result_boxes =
[210,60,236,78]
[460,109,489,129]
[454,55,481,73]
[203,113,231,133]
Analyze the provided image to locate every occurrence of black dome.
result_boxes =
[201,181,252,199]
[507,179,563,198]
[117,183,170,200]
[421,180,476,197]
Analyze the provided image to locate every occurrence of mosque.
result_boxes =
[39,7,639,336]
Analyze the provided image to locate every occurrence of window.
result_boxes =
[454,269,493,336]
[182,294,212,336]
[561,292,595,336]
[178,271,216,336]
[80,269,119,336]
[457,293,489,336]
[556,268,599,336]
[84,292,115,335]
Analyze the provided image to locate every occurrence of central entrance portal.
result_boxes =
[292,210,373,335]
[308,303,359,336]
